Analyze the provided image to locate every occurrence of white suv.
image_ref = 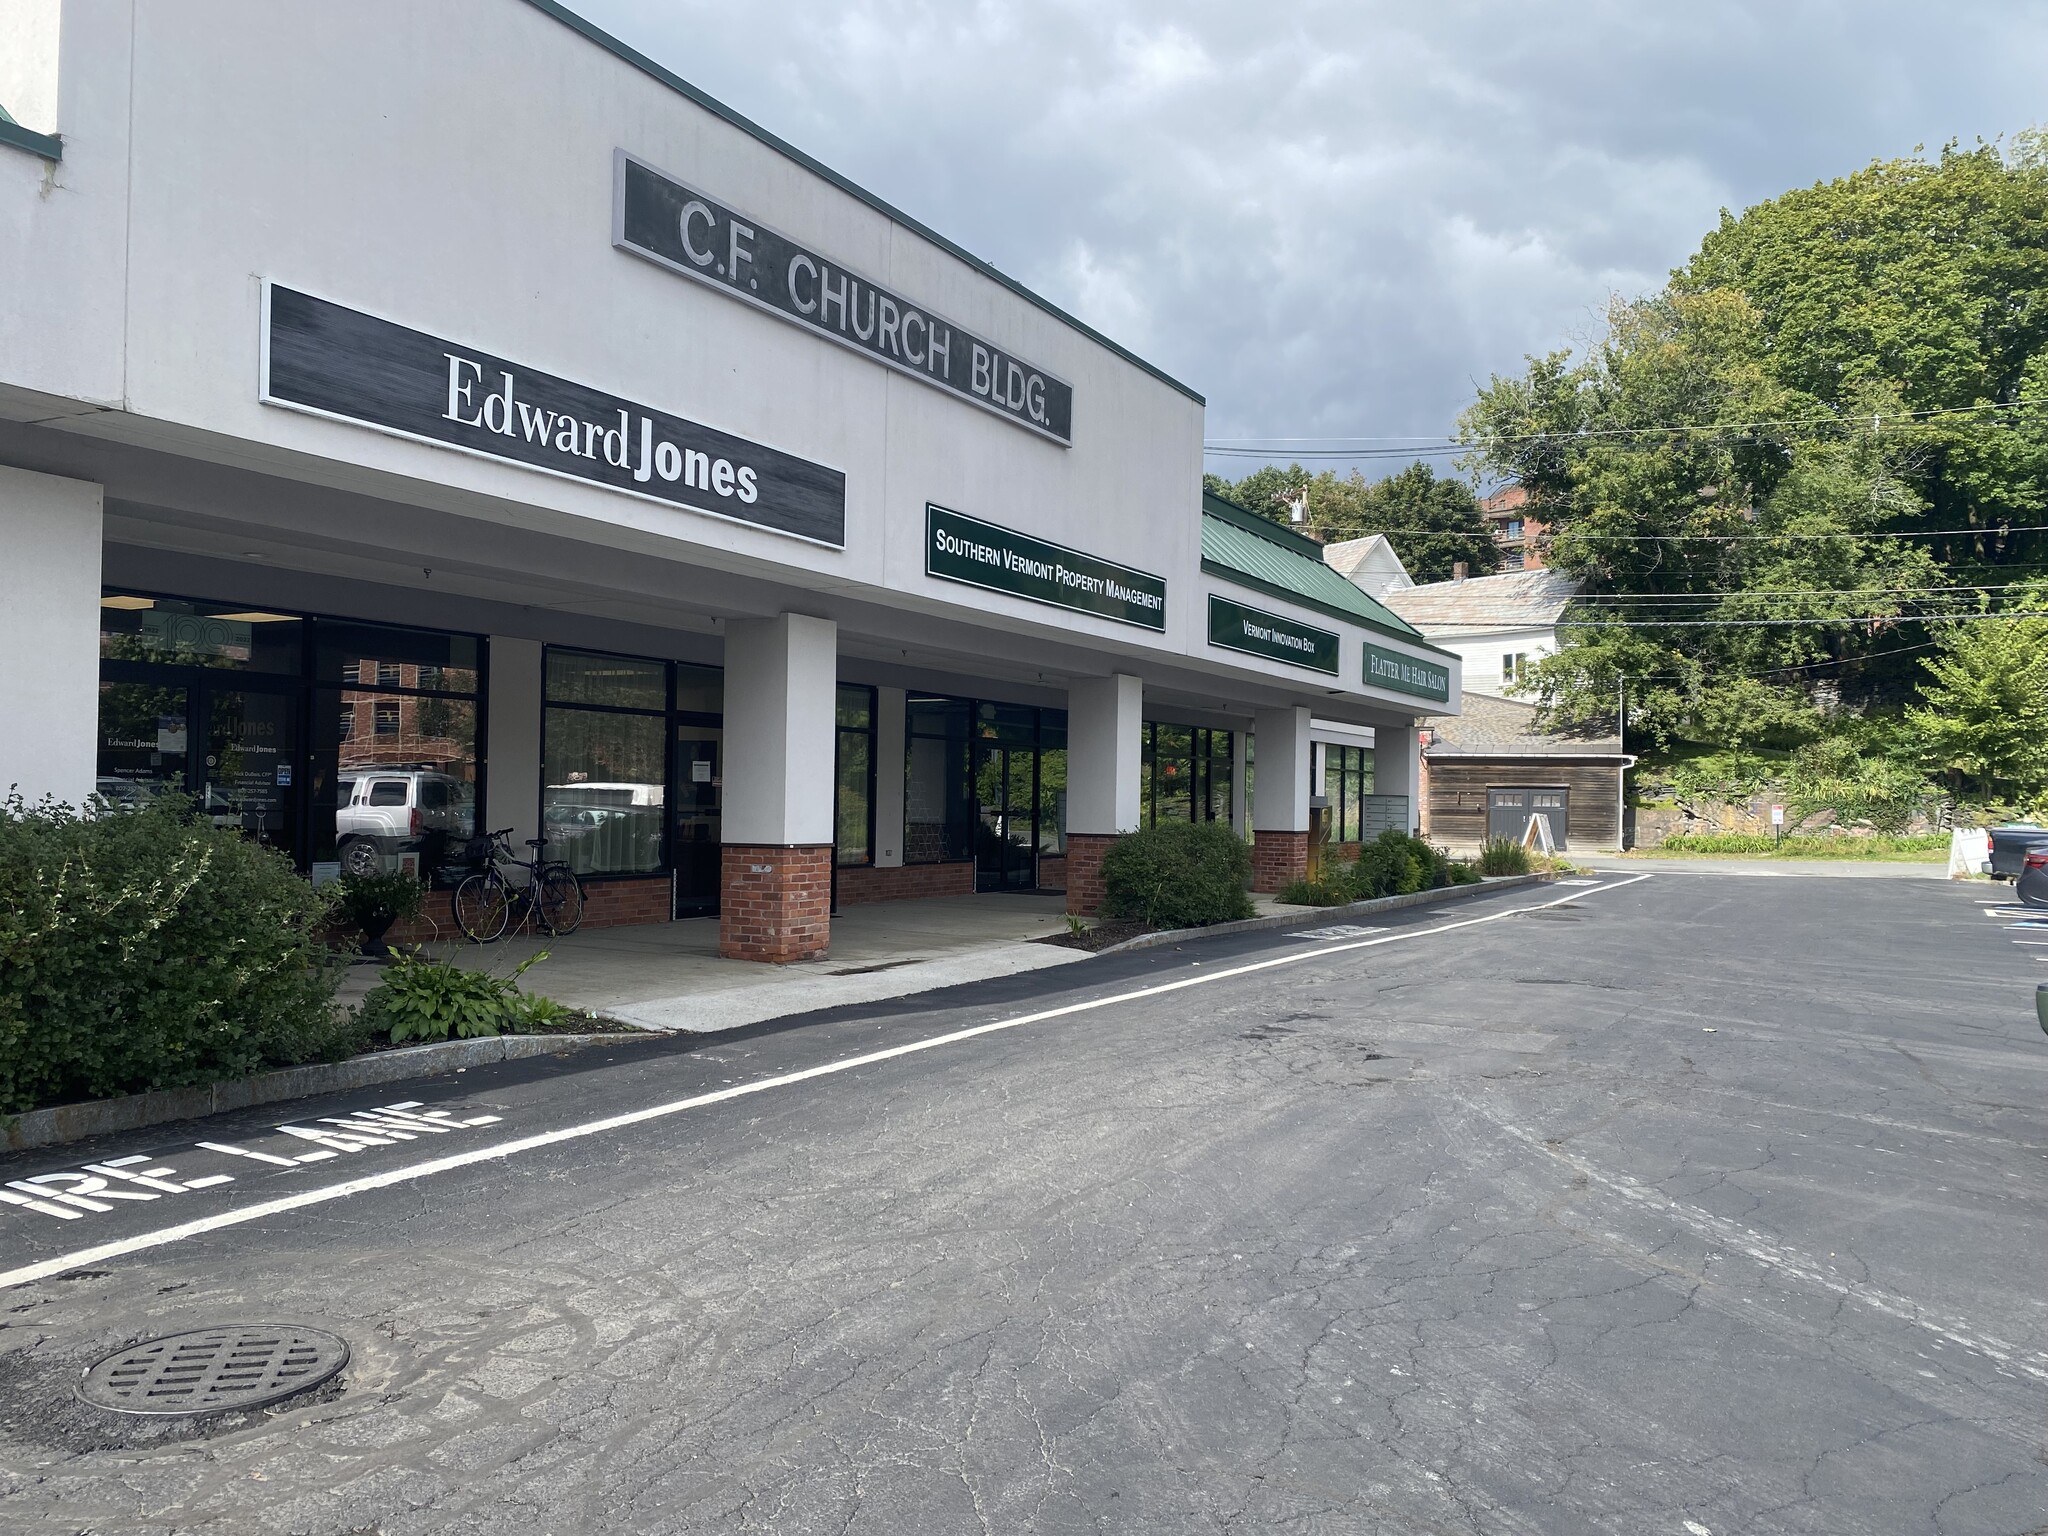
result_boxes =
[335,768,476,878]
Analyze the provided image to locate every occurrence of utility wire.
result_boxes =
[1204,396,2043,450]
[1250,522,2048,541]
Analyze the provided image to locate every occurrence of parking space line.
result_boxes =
[0,875,1654,1290]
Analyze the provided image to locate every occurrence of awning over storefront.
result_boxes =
[1198,494,1438,645]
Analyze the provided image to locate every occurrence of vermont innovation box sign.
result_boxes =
[615,151,1074,445]
[1206,595,1338,675]
[1362,640,1452,702]
[260,284,847,546]
[926,505,1165,630]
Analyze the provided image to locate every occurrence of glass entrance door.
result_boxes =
[97,679,192,805]
[973,743,1038,892]
[671,723,723,917]
[200,684,301,855]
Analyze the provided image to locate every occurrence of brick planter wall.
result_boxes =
[835,861,975,905]
[1251,829,1310,893]
[720,844,832,962]
[578,876,672,929]
[1064,833,1121,916]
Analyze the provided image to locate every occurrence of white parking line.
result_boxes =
[0,875,1654,1290]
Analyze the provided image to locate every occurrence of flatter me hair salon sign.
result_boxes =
[615,151,1075,446]
[260,284,847,546]
[926,505,1165,630]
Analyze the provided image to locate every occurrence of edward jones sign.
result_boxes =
[1362,640,1452,703]
[615,151,1074,445]
[926,505,1165,629]
[260,284,847,546]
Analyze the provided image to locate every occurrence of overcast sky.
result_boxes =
[574,0,2046,482]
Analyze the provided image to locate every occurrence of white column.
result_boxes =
[1373,721,1422,834]
[0,466,102,808]
[873,685,906,867]
[1066,673,1143,835]
[484,636,542,854]
[723,613,838,846]
[1251,706,1312,833]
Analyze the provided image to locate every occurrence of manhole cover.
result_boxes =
[79,1326,348,1416]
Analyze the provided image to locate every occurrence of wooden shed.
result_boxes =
[1420,693,1633,853]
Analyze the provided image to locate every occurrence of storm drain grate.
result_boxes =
[78,1326,349,1415]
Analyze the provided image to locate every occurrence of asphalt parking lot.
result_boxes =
[1,871,2044,1535]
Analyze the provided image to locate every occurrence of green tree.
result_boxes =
[1461,139,2048,763]
[1904,584,2048,798]
[1209,462,1497,582]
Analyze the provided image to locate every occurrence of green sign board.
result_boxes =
[925,504,1167,631]
[1205,594,1339,675]
[1362,640,1451,702]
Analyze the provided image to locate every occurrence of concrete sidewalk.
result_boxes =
[341,890,1327,1035]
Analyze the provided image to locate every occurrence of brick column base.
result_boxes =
[720,844,831,962]
[1063,832,1122,917]
[1251,829,1309,893]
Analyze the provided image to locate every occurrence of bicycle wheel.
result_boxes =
[534,866,585,936]
[451,871,512,943]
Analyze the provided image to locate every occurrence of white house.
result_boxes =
[1377,568,1579,698]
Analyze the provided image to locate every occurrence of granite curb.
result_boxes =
[1092,873,1555,956]
[2,1031,657,1154]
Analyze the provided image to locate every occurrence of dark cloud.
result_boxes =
[570,0,2046,476]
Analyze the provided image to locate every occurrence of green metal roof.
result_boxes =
[1200,493,1450,654]
[521,0,1201,406]
[0,99,61,162]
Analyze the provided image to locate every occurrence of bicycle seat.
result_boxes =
[524,838,548,849]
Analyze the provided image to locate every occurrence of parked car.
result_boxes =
[2019,845,2048,909]
[1988,823,2048,880]
[336,768,476,878]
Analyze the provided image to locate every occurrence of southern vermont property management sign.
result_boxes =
[615,151,1074,445]
[260,284,847,546]
[1361,640,1452,703]
[926,505,1166,630]
[1206,595,1339,675]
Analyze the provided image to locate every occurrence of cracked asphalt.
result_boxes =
[2,872,2045,1535]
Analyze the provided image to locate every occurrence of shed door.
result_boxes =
[1486,789,1527,843]
[1487,786,1570,850]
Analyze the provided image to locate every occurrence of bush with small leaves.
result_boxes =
[1100,821,1255,929]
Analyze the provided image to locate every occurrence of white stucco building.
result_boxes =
[0,0,1457,959]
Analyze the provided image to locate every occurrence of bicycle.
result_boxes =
[450,829,585,943]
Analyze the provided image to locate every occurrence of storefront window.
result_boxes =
[905,696,973,864]
[99,591,483,882]
[315,631,480,882]
[1322,745,1374,844]
[1140,722,1234,829]
[543,649,669,877]
[836,685,875,867]
[99,595,302,674]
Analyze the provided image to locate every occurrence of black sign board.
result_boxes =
[259,283,847,547]
[926,505,1165,629]
[1206,595,1340,674]
[1362,640,1452,703]
[615,151,1074,446]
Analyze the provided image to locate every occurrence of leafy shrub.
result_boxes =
[1447,862,1483,885]
[1657,832,1949,858]
[330,869,423,936]
[0,795,342,1114]
[1476,836,1534,876]
[1100,822,1255,928]
[1346,829,1453,900]
[360,949,581,1043]
[1277,878,1350,907]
